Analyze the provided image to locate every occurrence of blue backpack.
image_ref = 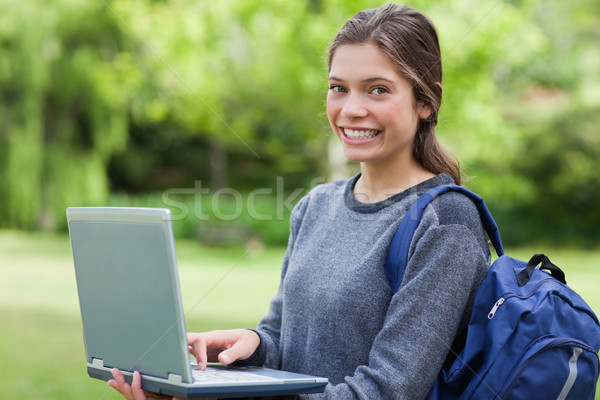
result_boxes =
[385,184,600,400]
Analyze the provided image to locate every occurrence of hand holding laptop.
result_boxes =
[109,369,185,400]
[186,329,260,370]
[107,327,260,400]
[109,369,217,400]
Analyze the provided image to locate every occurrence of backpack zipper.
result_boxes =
[487,278,553,319]
[488,297,506,319]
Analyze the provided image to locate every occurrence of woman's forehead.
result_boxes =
[328,43,406,84]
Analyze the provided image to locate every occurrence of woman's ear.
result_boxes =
[417,102,432,120]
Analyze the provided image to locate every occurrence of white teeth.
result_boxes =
[344,129,379,139]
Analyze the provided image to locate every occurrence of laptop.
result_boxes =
[66,207,328,399]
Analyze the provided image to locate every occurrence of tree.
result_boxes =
[2,0,598,246]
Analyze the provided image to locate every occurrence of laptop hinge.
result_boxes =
[91,358,105,369]
[168,373,183,384]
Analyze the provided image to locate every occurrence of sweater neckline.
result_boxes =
[344,173,454,214]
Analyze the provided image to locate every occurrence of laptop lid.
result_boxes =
[67,207,193,383]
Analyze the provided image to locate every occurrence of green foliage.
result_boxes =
[0,0,134,229]
[1,0,599,246]
[104,187,300,246]
[498,103,600,246]
[429,0,600,246]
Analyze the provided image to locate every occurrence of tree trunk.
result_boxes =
[209,138,228,190]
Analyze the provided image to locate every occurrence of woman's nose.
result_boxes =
[340,94,368,119]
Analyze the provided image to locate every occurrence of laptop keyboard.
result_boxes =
[192,366,275,382]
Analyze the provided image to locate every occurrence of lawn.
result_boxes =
[0,231,599,399]
[0,231,282,400]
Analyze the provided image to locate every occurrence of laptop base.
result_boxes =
[88,363,327,399]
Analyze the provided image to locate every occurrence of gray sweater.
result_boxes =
[244,173,491,399]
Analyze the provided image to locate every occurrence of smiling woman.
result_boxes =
[108,4,494,400]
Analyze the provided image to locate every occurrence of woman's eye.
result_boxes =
[372,87,388,95]
[329,85,346,93]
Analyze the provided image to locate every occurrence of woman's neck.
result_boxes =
[353,159,435,203]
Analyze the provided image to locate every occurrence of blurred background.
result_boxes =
[1,0,599,399]
[1,0,599,246]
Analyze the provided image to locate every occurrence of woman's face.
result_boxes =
[327,43,430,168]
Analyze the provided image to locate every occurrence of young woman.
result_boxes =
[110,3,491,399]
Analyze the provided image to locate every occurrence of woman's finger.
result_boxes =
[187,333,207,369]
[108,368,135,400]
[130,371,148,400]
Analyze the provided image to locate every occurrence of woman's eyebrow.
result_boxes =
[363,77,396,84]
[327,76,396,84]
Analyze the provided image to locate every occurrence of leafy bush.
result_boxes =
[104,190,297,246]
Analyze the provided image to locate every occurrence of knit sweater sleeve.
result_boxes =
[302,194,490,399]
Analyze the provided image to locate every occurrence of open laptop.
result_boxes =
[66,207,328,399]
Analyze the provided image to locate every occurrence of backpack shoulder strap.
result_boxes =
[384,184,504,293]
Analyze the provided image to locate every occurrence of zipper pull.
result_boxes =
[488,297,505,319]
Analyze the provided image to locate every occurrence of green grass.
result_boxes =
[0,231,283,400]
[0,231,599,399]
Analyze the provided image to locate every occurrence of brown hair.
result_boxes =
[328,3,462,185]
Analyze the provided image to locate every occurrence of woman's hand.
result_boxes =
[187,329,260,370]
[108,369,182,400]
[107,329,259,399]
